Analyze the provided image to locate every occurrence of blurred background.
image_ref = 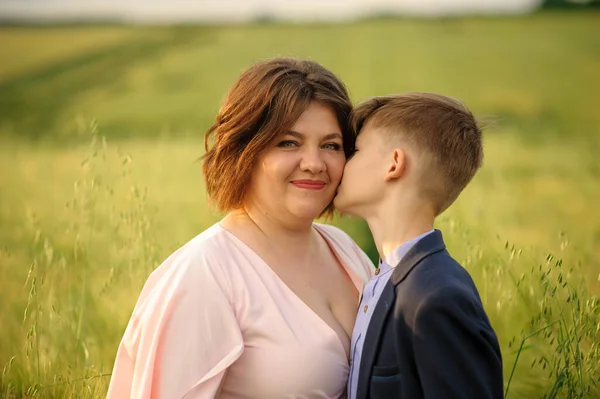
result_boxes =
[1,0,599,398]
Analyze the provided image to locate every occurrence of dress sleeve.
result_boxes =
[107,248,244,399]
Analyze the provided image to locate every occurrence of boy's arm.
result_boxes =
[411,287,504,399]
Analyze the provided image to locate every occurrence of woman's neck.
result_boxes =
[222,207,319,259]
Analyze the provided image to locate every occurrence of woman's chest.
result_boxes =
[220,339,348,399]
[221,258,351,398]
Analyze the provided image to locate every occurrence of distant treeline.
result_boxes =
[542,0,600,8]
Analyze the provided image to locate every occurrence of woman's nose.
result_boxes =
[299,147,326,174]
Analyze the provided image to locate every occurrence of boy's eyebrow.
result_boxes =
[285,131,343,141]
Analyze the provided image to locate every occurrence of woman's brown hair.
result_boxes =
[203,57,353,215]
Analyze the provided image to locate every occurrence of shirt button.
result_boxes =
[374,268,380,275]
[363,305,368,313]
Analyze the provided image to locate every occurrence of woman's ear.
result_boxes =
[384,148,406,182]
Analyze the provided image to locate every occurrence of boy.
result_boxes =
[335,93,503,399]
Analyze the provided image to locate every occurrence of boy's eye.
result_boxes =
[322,143,342,151]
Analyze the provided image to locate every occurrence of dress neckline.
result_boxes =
[215,222,359,360]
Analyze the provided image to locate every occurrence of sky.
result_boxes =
[0,0,544,23]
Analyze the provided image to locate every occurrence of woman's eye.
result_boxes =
[322,143,342,151]
[277,140,299,148]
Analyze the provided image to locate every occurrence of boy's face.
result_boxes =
[334,123,390,217]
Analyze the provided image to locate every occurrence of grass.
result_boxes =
[1,13,599,143]
[1,11,599,398]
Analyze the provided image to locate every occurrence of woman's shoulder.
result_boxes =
[314,222,375,279]
[166,222,243,264]
[313,222,368,254]
[141,223,237,297]
[180,222,234,258]
[313,222,355,245]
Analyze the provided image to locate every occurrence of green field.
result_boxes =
[1,12,599,398]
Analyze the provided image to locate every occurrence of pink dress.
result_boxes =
[107,223,374,399]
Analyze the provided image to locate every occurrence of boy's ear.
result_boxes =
[384,148,406,182]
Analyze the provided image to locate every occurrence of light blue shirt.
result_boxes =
[347,230,435,399]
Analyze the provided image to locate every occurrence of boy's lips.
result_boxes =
[291,179,327,190]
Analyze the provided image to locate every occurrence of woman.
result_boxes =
[107,57,374,399]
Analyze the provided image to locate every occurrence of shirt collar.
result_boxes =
[382,230,435,268]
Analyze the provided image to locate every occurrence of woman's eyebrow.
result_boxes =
[323,133,343,141]
[284,131,304,139]
[283,131,342,141]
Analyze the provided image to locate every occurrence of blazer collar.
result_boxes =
[390,229,446,286]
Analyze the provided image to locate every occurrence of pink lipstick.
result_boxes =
[291,180,326,190]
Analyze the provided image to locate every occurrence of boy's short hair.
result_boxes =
[352,92,483,214]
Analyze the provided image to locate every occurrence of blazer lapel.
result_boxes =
[355,230,447,399]
[355,281,396,399]
[391,229,446,286]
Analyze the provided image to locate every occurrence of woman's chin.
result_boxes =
[288,202,328,221]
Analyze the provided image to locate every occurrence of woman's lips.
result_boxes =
[291,180,327,190]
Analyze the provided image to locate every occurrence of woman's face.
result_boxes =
[245,101,346,222]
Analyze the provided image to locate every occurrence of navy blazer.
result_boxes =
[355,230,504,399]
